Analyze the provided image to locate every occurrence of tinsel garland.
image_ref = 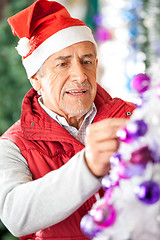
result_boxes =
[93,0,160,101]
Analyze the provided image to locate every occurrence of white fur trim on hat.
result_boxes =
[22,25,97,78]
[16,37,31,57]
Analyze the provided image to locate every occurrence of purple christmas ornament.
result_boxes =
[135,180,160,204]
[131,73,151,94]
[117,162,133,179]
[110,152,122,165]
[93,14,103,26]
[102,175,118,190]
[117,120,148,143]
[127,120,148,137]
[80,214,101,238]
[117,162,144,179]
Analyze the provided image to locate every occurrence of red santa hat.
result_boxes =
[8,0,97,79]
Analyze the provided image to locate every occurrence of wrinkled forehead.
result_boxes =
[46,41,97,62]
[37,41,97,76]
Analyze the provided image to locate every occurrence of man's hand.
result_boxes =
[85,118,128,177]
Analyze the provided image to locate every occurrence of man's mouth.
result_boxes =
[66,90,87,95]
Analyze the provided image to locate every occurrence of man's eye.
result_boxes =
[83,60,92,65]
[58,62,68,67]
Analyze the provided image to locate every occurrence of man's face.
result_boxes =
[32,41,98,119]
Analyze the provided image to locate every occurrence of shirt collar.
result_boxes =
[38,96,97,128]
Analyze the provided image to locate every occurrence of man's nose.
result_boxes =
[70,61,87,83]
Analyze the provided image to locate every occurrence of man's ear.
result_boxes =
[30,73,42,91]
[96,58,98,68]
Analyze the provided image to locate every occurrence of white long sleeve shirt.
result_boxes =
[0,102,101,237]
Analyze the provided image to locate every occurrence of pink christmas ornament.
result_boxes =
[130,146,155,165]
[156,84,160,98]
[90,203,116,228]
[131,73,151,94]
[94,27,112,43]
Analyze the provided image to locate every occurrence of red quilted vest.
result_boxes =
[2,84,135,240]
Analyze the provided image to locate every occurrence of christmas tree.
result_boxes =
[81,72,160,239]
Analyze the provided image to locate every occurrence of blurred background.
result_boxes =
[0,0,160,239]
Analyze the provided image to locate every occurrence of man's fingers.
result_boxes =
[86,138,119,153]
[87,118,128,133]
[84,118,128,177]
[85,118,128,144]
[85,126,120,143]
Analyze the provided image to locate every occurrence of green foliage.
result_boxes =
[0,0,33,136]
[0,1,33,239]
[84,0,99,31]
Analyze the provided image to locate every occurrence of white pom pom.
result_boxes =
[16,37,31,57]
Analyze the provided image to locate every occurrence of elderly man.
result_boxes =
[0,0,134,239]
